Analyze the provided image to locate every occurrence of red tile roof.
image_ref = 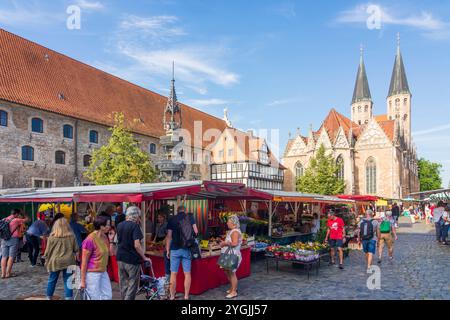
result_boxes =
[0,29,227,146]
[318,108,360,141]
[377,119,395,141]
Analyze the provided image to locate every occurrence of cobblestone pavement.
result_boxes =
[1,217,449,300]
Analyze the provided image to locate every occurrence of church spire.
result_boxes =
[388,33,410,97]
[351,45,372,104]
[163,61,182,132]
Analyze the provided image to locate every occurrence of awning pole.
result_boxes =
[268,201,272,237]
[141,201,146,252]
[32,202,35,223]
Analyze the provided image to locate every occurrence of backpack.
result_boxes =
[360,219,374,240]
[177,214,195,249]
[379,220,391,233]
[0,217,17,241]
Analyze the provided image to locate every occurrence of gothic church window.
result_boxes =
[364,105,368,112]
[358,106,361,112]
[295,162,304,180]
[366,157,377,194]
[403,98,407,105]
[336,156,344,180]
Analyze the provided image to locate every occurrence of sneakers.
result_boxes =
[328,261,335,266]
[339,264,344,270]
[377,259,382,264]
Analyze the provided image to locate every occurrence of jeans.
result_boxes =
[170,248,192,273]
[118,262,140,300]
[26,234,40,265]
[441,224,449,242]
[46,269,73,299]
[435,222,442,241]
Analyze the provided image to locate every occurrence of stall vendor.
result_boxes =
[152,213,168,243]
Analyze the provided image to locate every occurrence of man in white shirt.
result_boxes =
[433,202,447,244]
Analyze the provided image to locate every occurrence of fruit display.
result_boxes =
[265,242,326,262]
[146,241,165,252]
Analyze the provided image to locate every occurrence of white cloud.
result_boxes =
[186,98,229,108]
[0,2,64,26]
[266,98,301,107]
[113,15,239,90]
[75,0,104,11]
[413,123,450,136]
[336,3,450,39]
[120,15,185,40]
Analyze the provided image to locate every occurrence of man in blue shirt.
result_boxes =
[26,215,49,266]
[70,212,87,249]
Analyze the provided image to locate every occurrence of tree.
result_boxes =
[418,158,442,191]
[296,144,346,195]
[84,113,158,185]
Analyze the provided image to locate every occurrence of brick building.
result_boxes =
[0,29,284,190]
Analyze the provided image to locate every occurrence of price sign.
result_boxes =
[200,240,209,248]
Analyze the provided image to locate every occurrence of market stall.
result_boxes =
[0,181,271,295]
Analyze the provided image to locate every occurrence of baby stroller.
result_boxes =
[137,260,165,300]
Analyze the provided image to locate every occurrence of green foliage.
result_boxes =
[296,144,346,195]
[315,219,328,243]
[84,113,158,185]
[418,158,442,191]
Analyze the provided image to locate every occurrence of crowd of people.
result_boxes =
[0,203,244,300]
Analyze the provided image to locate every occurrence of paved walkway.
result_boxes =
[1,217,449,300]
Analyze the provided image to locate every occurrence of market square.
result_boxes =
[0,1,449,302]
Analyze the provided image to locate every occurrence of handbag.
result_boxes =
[74,288,91,301]
[189,238,202,260]
[217,247,239,271]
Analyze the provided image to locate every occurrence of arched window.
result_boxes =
[83,155,92,167]
[89,130,98,144]
[55,151,66,164]
[364,105,368,112]
[0,110,7,127]
[366,157,377,194]
[63,124,73,139]
[358,106,362,112]
[403,98,407,105]
[31,117,43,133]
[295,162,304,179]
[403,114,408,121]
[22,146,34,161]
[336,155,344,180]
[395,98,400,107]
[149,143,157,154]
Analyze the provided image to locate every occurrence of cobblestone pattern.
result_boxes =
[0,218,448,300]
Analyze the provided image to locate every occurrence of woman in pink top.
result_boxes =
[1,209,29,278]
[80,215,115,300]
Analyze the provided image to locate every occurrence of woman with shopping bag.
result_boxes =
[218,215,242,299]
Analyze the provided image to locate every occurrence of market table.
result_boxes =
[265,254,319,279]
[145,247,251,295]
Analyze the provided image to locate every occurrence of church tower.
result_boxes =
[387,34,411,146]
[351,46,373,125]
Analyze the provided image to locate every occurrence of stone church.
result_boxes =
[282,40,420,199]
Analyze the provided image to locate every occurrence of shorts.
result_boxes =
[328,239,343,248]
[1,237,19,258]
[362,239,377,254]
[170,248,192,273]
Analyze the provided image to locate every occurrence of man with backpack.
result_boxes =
[377,211,398,264]
[165,205,199,300]
[357,209,380,271]
[1,209,29,278]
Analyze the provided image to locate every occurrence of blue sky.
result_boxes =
[1,0,450,187]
